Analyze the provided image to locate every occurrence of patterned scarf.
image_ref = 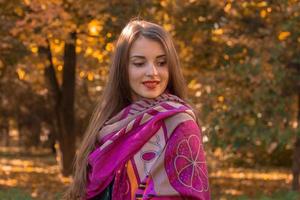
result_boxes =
[86,93,210,200]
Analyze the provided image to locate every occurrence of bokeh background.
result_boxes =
[0,0,300,199]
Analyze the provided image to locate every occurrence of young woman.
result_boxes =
[65,20,210,200]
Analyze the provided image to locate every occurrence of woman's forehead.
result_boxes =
[129,37,166,58]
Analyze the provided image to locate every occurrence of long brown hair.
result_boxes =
[64,19,187,199]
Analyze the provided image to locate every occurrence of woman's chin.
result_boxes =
[132,91,164,101]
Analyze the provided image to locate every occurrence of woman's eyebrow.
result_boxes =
[130,55,145,59]
[130,54,166,59]
[156,54,166,58]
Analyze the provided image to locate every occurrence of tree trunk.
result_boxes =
[28,115,41,147]
[58,32,77,176]
[0,117,9,146]
[42,32,77,176]
[292,93,300,191]
[48,127,57,154]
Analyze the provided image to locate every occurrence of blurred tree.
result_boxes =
[8,0,145,175]
[1,0,300,191]
[164,0,300,190]
[0,0,28,146]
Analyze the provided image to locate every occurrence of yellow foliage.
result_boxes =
[57,65,63,71]
[210,168,292,181]
[23,0,30,5]
[41,4,46,10]
[77,39,82,45]
[87,72,94,81]
[52,57,58,65]
[213,147,223,157]
[222,105,228,111]
[242,2,249,8]
[218,96,225,102]
[99,68,108,76]
[17,68,26,80]
[111,16,117,22]
[97,55,104,63]
[198,16,206,22]
[88,20,103,36]
[85,47,93,56]
[256,1,268,7]
[163,24,173,32]
[188,79,201,90]
[224,3,231,13]
[223,54,229,60]
[278,31,291,41]
[52,41,64,53]
[30,45,38,53]
[267,7,272,12]
[212,28,224,35]
[195,91,201,97]
[205,85,212,94]
[292,121,298,129]
[37,63,44,69]
[211,36,219,42]
[163,13,170,21]
[226,40,233,46]
[92,51,104,63]
[79,71,85,78]
[260,10,267,18]
[14,7,23,16]
[105,43,114,52]
[76,46,82,53]
[160,0,168,7]
[106,32,112,38]
[0,178,18,186]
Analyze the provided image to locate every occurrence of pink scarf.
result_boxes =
[86,93,210,199]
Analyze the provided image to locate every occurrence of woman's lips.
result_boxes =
[142,81,160,89]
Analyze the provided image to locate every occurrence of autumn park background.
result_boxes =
[0,0,300,199]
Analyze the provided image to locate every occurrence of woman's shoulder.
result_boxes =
[165,108,196,123]
[162,108,199,139]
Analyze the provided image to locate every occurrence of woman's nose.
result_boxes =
[146,62,158,76]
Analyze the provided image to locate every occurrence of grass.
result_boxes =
[235,190,299,200]
[0,188,32,200]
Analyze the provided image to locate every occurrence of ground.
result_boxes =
[0,146,298,200]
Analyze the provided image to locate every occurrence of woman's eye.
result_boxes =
[133,62,145,67]
[157,61,167,67]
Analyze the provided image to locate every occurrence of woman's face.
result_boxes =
[128,36,169,101]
